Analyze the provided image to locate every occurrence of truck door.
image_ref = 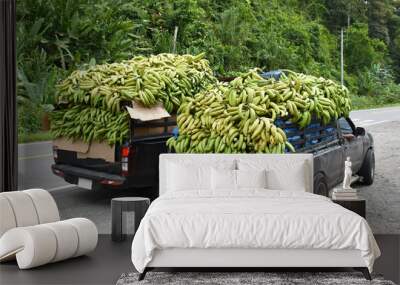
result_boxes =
[313,143,345,189]
[338,118,364,171]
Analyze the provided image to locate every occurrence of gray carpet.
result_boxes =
[116,272,396,285]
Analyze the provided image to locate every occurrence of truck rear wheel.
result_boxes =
[314,173,328,197]
[359,149,375,185]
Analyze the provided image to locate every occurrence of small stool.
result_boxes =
[111,197,150,242]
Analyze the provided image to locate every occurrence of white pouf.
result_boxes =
[0,189,98,269]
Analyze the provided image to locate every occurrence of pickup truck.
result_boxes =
[51,71,374,198]
[51,113,374,198]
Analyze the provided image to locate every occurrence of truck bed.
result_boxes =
[52,117,176,193]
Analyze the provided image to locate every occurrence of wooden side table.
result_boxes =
[332,199,366,218]
[111,197,150,242]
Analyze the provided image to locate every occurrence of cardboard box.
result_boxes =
[127,102,176,137]
[76,141,115,162]
[53,138,116,163]
[53,102,176,162]
[127,102,170,121]
[53,137,89,153]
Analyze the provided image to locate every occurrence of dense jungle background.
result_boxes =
[16,0,400,140]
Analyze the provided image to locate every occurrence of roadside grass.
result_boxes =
[352,102,400,110]
[18,131,53,144]
[351,95,400,110]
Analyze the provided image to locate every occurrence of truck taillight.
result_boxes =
[121,146,133,176]
[121,146,130,157]
[53,146,58,159]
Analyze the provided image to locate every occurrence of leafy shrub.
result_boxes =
[18,102,44,136]
[352,64,400,107]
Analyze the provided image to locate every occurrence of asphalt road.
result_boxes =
[350,106,400,127]
[17,106,400,234]
[18,141,69,191]
[354,120,400,234]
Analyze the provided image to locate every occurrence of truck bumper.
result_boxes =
[51,164,126,189]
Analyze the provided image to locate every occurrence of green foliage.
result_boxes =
[351,93,400,110]
[131,0,339,77]
[16,0,400,139]
[324,0,367,31]
[17,0,151,69]
[368,0,392,44]
[18,102,44,137]
[16,0,152,135]
[345,24,387,73]
[388,3,400,81]
[357,64,400,101]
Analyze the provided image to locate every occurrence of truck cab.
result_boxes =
[258,70,374,196]
[312,117,374,196]
[275,116,374,196]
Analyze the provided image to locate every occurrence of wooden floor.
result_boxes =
[0,235,398,285]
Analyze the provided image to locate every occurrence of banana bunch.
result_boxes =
[55,53,215,114]
[262,70,351,127]
[50,104,129,146]
[51,53,216,145]
[167,69,351,154]
[167,74,293,154]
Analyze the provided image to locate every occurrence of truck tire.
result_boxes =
[359,149,375,185]
[314,173,328,197]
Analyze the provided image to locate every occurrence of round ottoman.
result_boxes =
[111,197,150,242]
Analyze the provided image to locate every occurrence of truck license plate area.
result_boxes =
[78,178,92,190]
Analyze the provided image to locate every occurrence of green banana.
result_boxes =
[52,53,216,145]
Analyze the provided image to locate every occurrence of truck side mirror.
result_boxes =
[355,127,365,136]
